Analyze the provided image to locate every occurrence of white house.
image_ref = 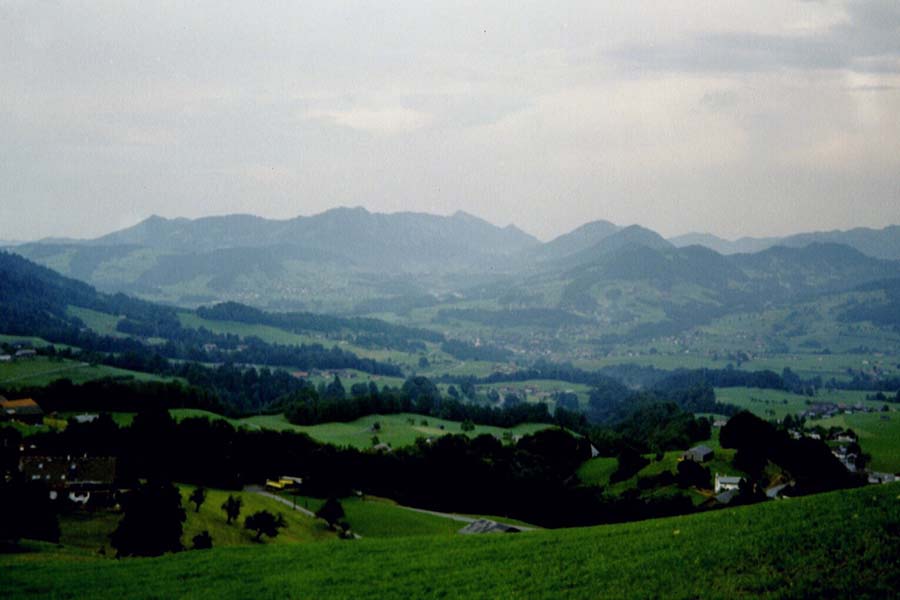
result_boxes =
[714,473,743,493]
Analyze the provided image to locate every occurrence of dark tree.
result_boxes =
[0,479,60,547]
[244,510,286,541]
[460,419,475,432]
[315,497,345,529]
[720,411,775,450]
[221,495,242,524]
[610,447,650,484]
[110,481,186,557]
[192,530,213,550]
[676,459,711,489]
[323,375,346,400]
[189,487,207,513]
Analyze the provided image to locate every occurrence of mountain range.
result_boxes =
[6,208,900,321]
[670,226,900,260]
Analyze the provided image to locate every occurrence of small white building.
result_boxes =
[714,473,743,493]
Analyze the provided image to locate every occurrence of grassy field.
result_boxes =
[0,356,171,389]
[575,351,899,383]
[177,312,427,370]
[55,484,336,557]
[0,334,61,348]
[577,430,741,501]
[67,306,125,338]
[715,387,885,420]
[3,482,897,598]
[168,410,553,449]
[810,412,900,473]
[575,456,618,486]
[286,495,468,538]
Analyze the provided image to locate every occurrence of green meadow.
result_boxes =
[715,387,884,420]
[177,312,428,369]
[283,495,467,538]
[810,412,900,473]
[66,306,125,338]
[3,482,897,599]
[0,356,171,390]
[55,485,336,557]
[169,410,553,449]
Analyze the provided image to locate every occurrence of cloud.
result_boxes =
[611,0,900,75]
[304,107,431,134]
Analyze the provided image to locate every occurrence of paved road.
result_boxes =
[247,485,535,533]
[388,504,536,531]
[245,485,317,518]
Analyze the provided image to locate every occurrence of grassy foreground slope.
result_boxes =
[4,483,898,599]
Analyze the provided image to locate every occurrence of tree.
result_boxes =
[676,459,711,489]
[244,510,286,542]
[192,530,213,550]
[315,497,345,529]
[110,481,186,557]
[0,479,60,547]
[460,419,475,432]
[221,495,242,524]
[188,487,207,513]
[324,375,346,400]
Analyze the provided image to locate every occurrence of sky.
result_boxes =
[1,0,899,242]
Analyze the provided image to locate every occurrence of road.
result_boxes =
[245,485,317,518]
[392,504,535,531]
[246,485,535,532]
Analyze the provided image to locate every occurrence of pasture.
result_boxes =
[167,410,554,449]
[810,412,900,473]
[0,356,171,389]
[55,484,337,558]
[177,312,429,370]
[715,387,884,420]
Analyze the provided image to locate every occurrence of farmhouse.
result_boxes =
[868,472,896,485]
[0,398,44,424]
[0,354,11,362]
[20,455,117,504]
[714,473,743,493]
[681,445,714,463]
[14,348,37,358]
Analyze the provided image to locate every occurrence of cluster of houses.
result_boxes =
[680,445,747,504]
[2,395,118,506]
[289,369,360,380]
[0,396,44,424]
[800,401,884,420]
[19,454,118,506]
[680,444,792,504]
[0,347,38,362]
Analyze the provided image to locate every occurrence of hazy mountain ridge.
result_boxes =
[670,225,900,260]
[10,209,900,316]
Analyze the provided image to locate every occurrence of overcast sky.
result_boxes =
[2,1,899,242]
